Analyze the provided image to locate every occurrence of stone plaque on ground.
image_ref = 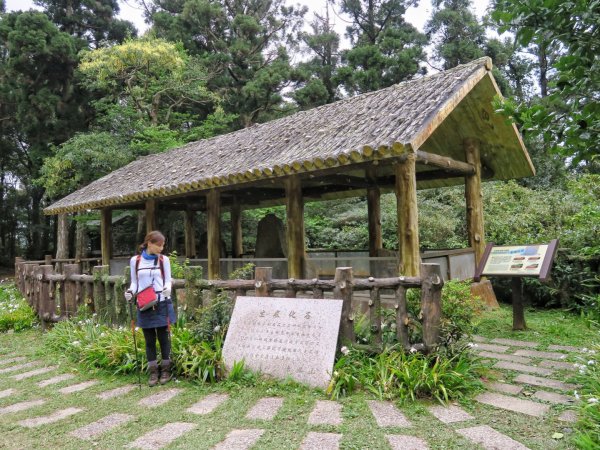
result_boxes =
[223,296,343,388]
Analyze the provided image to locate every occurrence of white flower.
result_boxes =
[588,398,598,404]
[340,346,349,355]
[333,371,339,377]
[467,342,478,348]
[409,347,417,354]
[588,360,596,365]
[574,391,580,400]
[213,325,221,332]
[72,340,80,346]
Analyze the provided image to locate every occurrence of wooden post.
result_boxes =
[39,265,54,330]
[63,264,80,317]
[100,209,112,267]
[254,267,272,297]
[56,213,69,259]
[231,197,243,258]
[367,167,382,276]
[464,138,486,266]
[145,199,157,233]
[333,267,355,345]
[93,265,109,320]
[285,175,305,279]
[14,257,24,293]
[395,286,410,350]
[369,287,382,345]
[184,209,196,258]
[420,263,443,351]
[512,277,527,330]
[395,154,420,277]
[207,189,221,280]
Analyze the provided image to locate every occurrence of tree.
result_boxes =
[334,0,427,95]
[491,0,599,170]
[147,0,307,127]
[34,0,137,47]
[292,8,341,109]
[0,11,87,258]
[425,0,485,70]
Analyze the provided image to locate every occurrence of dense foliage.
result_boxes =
[0,283,37,332]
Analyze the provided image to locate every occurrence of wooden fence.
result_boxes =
[14,258,444,351]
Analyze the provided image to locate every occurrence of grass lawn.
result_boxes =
[0,305,597,449]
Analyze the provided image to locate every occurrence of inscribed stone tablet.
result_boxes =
[223,296,343,388]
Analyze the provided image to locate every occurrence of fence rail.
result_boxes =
[15,257,444,351]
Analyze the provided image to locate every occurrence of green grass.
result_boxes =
[1,303,598,449]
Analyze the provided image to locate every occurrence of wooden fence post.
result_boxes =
[14,257,24,294]
[63,264,80,317]
[333,267,355,345]
[33,265,43,315]
[39,265,55,330]
[254,267,272,297]
[395,286,410,350]
[369,286,382,345]
[420,263,443,351]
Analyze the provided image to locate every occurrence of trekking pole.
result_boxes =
[127,299,142,389]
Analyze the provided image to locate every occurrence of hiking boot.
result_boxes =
[148,361,159,387]
[159,360,172,385]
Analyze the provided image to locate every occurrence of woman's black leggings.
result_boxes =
[142,326,170,361]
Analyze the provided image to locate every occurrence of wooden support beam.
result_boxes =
[395,154,420,277]
[206,189,221,280]
[145,199,157,233]
[285,175,305,279]
[464,138,486,265]
[184,209,196,258]
[231,197,243,258]
[366,167,382,260]
[100,209,112,266]
[416,150,475,175]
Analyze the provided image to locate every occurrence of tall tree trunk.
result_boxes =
[75,217,87,259]
[56,214,70,260]
[29,187,45,259]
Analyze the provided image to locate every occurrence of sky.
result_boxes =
[5,0,491,37]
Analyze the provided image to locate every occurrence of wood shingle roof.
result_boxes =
[45,57,534,215]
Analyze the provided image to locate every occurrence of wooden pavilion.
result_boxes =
[44,57,534,280]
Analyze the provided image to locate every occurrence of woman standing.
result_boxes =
[124,231,175,386]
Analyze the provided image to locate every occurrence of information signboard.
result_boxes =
[474,239,558,282]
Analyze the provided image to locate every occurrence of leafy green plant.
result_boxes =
[0,284,37,332]
[229,262,255,280]
[168,250,191,279]
[572,346,600,448]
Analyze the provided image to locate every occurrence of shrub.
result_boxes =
[0,284,37,332]
[328,345,484,403]
[572,346,600,448]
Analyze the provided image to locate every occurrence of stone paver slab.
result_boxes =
[473,343,509,353]
[514,350,568,360]
[0,388,16,399]
[491,338,538,348]
[18,407,83,427]
[533,391,575,404]
[138,388,183,408]
[96,384,137,400]
[12,366,58,381]
[127,422,196,449]
[558,410,578,423]
[299,432,342,450]
[37,373,76,388]
[493,361,553,376]
[0,356,26,366]
[486,382,523,395]
[0,361,40,374]
[58,380,98,394]
[472,335,488,342]
[245,397,284,420]
[475,392,550,417]
[213,429,266,450]
[187,393,229,415]
[0,399,45,415]
[308,400,342,426]
[457,425,530,449]
[367,400,411,427]
[428,405,474,424]
[539,360,576,371]
[478,351,532,365]
[513,374,580,392]
[386,435,429,450]
[548,345,580,352]
[70,413,134,440]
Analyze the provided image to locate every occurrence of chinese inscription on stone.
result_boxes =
[222,296,343,388]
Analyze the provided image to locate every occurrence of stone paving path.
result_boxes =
[0,337,584,449]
